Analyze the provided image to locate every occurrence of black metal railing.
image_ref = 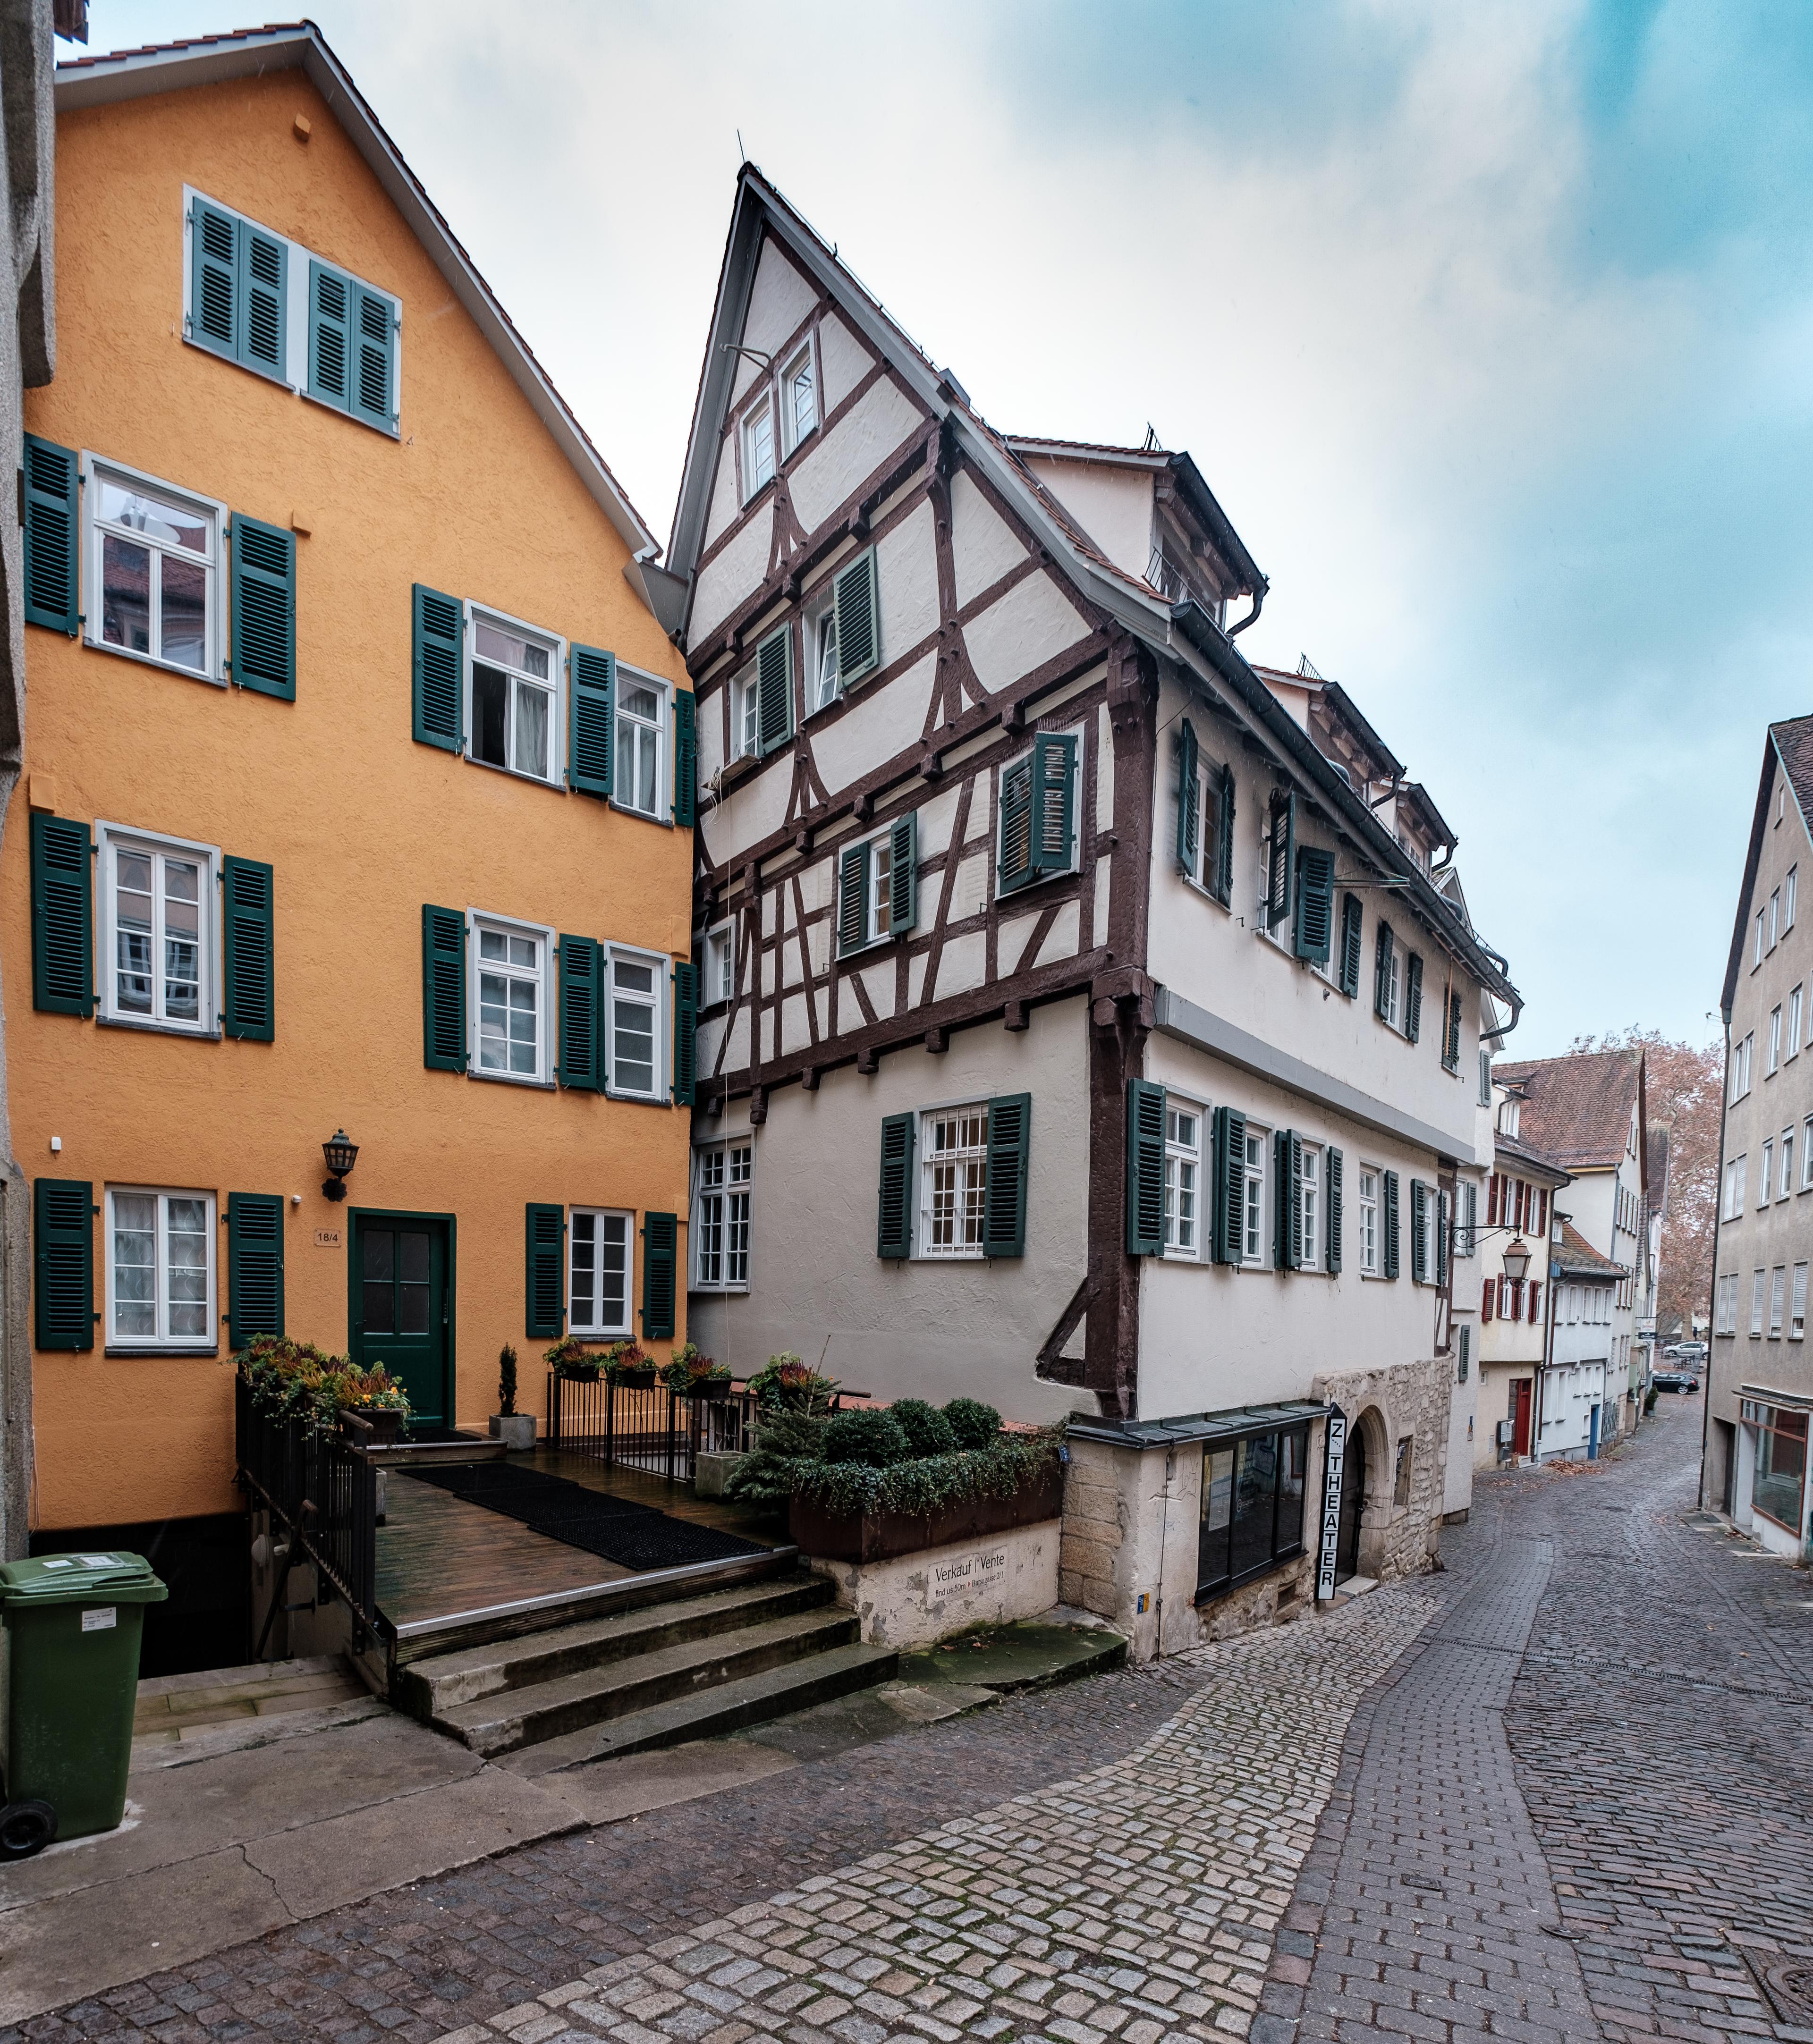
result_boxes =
[236,1376,380,1647]
[545,1373,758,1481]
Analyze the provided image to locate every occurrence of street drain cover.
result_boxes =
[1762,1960,1813,2026]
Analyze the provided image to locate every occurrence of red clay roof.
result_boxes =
[1553,1222,1623,1278]
[1491,1050,1642,1172]
[1646,1122,1672,1222]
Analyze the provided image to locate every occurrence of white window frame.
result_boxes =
[1782,1129,1796,1200]
[1771,889,1782,950]
[605,943,667,1102]
[853,828,895,948]
[1756,910,1766,968]
[1803,1119,1813,1191]
[1299,1142,1322,1270]
[1357,1166,1381,1276]
[1456,1180,1477,1258]
[703,923,735,1008]
[1791,986,1804,1062]
[917,1102,991,1261]
[465,604,566,790]
[778,332,821,458]
[612,664,671,821]
[805,582,840,717]
[1769,1005,1782,1074]
[1794,1263,1809,1341]
[83,453,226,686]
[1241,1123,1270,1267]
[692,1140,753,1292]
[1715,1271,1736,1337]
[1753,1269,1768,1337]
[1761,1140,1774,1208]
[94,821,220,1036]
[568,1207,632,1337]
[1771,1265,1788,1339]
[105,1185,217,1351]
[1789,865,1800,933]
[468,910,554,1086]
[740,392,777,500]
[1163,1098,1205,1259]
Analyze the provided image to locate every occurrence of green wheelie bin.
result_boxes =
[0,1551,167,1856]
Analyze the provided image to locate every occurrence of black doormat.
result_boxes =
[405,1460,767,1574]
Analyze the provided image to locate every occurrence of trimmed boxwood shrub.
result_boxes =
[889,1399,956,1457]
[943,1397,1002,1449]
[794,1425,1064,1520]
[821,1408,911,1468]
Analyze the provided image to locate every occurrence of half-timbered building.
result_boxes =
[668,169,1522,1657]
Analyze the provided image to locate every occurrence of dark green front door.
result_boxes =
[352,1214,450,1429]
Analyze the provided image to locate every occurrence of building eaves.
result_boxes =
[1489,1131,1571,1185]
[1553,1222,1623,1278]
[55,21,661,576]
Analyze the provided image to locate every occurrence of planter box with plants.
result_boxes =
[490,1344,535,1450]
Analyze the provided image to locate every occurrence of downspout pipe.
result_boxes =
[1703,1015,1730,1509]
[1226,584,1266,638]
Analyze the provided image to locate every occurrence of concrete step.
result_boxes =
[396,1572,837,1721]
[436,1605,864,1755]
[498,1640,900,1773]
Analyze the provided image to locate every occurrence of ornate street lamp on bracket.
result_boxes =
[1500,1238,1532,1285]
[322,1129,359,1203]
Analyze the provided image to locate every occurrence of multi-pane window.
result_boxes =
[694,1144,752,1290]
[731,658,761,761]
[1163,1104,1202,1256]
[1357,1167,1380,1275]
[1197,1424,1309,1601]
[1723,1154,1747,1220]
[1760,1140,1774,1208]
[806,587,839,715]
[1792,986,1804,1060]
[922,1106,989,1258]
[703,924,735,1006]
[1782,1131,1796,1199]
[1716,1272,1737,1336]
[470,615,559,784]
[1383,944,1402,1030]
[863,833,892,946]
[609,952,661,1098]
[569,1208,630,1336]
[615,672,666,817]
[1242,1127,1268,1265]
[98,826,213,1032]
[108,1187,213,1349]
[1300,1144,1321,1268]
[1770,1005,1783,1073]
[89,461,219,680]
[1804,1120,1813,1190]
[475,922,546,1080]
[779,342,818,456]
[741,398,776,498]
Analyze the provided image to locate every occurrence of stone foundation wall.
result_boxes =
[816,1519,1059,1647]
[1312,1355,1453,1583]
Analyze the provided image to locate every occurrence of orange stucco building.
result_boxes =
[13,28,694,1626]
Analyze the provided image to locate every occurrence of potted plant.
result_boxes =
[544,1335,599,1382]
[605,1340,657,1389]
[490,1343,535,1450]
[747,1352,839,1414]
[661,1343,733,1401]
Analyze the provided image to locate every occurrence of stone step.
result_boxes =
[397,1571,837,1720]
[497,1640,900,1773]
[435,1605,864,1755]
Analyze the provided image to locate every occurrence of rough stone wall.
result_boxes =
[1313,1354,1453,1582]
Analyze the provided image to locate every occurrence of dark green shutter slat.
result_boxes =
[673,689,697,826]
[889,811,917,936]
[1326,1147,1343,1275]
[757,625,793,754]
[34,1177,93,1351]
[672,961,697,1105]
[1266,793,1295,930]
[983,1093,1031,1258]
[838,843,868,957]
[222,854,275,1041]
[1127,1078,1166,1257]
[878,1111,915,1258]
[1275,1129,1304,1272]
[191,199,239,357]
[240,223,287,376]
[352,282,397,431]
[1211,1105,1246,1265]
[422,904,467,1071]
[308,260,351,406]
[1339,894,1363,999]
[1176,718,1199,878]
[525,1202,565,1340]
[999,755,1034,893]
[556,933,602,1090]
[30,813,92,1016]
[1293,846,1334,963]
[1436,1190,1449,1288]
[569,643,615,798]
[1214,763,1236,903]
[227,1191,285,1349]
[641,1212,677,1339]
[23,436,78,633]
[1405,953,1424,1044]
[1410,1178,1429,1283]
[412,584,463,752]
[1444,991,1462,1070]
[1375,921,1395,1021]
[1383,1170,1401,1279]
[1030,733,1076,875]
[833,549,879,684]
[230,515,296,700]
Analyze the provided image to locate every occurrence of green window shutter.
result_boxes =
[412,584,464,752]
[556,933,602,1090]
[838,842,869,957]
[1293,845,1334,963]
[1383,1170,1401,1279]
[833,549,880,684]
[1410,1179,1429,1284]
[1444,990,1463,1071]
[673,688,697,827]
[1214,762,1237,903]
[1326,1147,1343,1275]
[1266,793,1295,930]
[998,754,1034,894]
[31,813,93,1016]
[239,222,287,377]
[1275,1129,1304,1271]
[352,283,398,432]
[1029,733,1077,876]
[229,515,296,700]
[34,1177,93,1351]
[756,625,793,755]
[1405,952,1424,1043]
[227,1192,285,1349]
[422,904,467,1071]
[525,1202,565,1340]
[672,960,698,1105]
[983,1093,1031,1258]
[1176,718,1200,878]
[1374,920,1395,1021]
[222,854,275,1041]
[1211,1105,1247,1265]
[307,260,351,407]
[1436,1191,1449,1288]
[23,436,78,633]
[641,1212,677,1339]
[191,199,239,357]
[1339,893,1363,999]
[877,1111,915,1258]
[1126,1078,1166,1257]
[568,643,615,798]
[888,810,917,936]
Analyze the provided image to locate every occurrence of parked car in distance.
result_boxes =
[1663,1342,1708,1361]
[1652,1368,1702,1393]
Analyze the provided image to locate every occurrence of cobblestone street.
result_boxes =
[16,1396,1813,2044]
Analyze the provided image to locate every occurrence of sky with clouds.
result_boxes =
[77,0,1813,1055]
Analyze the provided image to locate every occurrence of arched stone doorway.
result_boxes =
[1337,1406,1388,1583]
